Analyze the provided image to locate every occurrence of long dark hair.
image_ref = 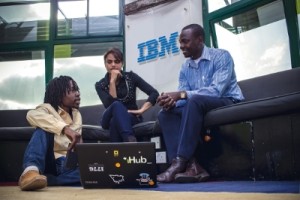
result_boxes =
[44,75,79,111]
[103,48,123,63]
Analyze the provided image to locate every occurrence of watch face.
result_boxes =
[180,92,186,99]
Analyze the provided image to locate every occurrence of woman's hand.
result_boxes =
[128,101,152,116]
[128,109,143,116]
[110,69,122,83]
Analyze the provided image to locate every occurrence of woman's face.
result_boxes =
[104,53,123,73]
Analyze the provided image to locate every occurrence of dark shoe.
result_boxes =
[174,158,210,183]
[127,135,137,142]
[18,170,47,191]
[157,157,187,183]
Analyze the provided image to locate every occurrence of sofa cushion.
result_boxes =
[204,91,300,127]
[0,127,34,141]
[82,125,109,141]
[0,110,29,127]
[0,121,161,142]
[238,68,300,101]
[82,120,161,141]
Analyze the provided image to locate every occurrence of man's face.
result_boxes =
[61,81,81,110]
[179,28,203,59]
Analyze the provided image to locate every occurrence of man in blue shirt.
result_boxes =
[156,24,244,183]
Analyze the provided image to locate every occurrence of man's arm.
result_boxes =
[26,105,68,135]
[62,126,82,151]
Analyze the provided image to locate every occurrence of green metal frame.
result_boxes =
[0,0,125,85]
[202,0,300,68]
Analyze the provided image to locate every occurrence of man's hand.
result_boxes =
[157,92,180,110]
[63,126,82,151]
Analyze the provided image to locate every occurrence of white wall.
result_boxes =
[125,0,203,98]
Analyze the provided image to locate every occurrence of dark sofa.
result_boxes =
[1,67,300,182]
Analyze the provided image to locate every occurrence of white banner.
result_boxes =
[125,0,203,98]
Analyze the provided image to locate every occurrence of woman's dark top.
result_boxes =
[95,71,159,109]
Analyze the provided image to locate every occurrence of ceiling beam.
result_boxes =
[124,0,178,15]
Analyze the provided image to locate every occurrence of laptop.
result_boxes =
[76,142,157,189]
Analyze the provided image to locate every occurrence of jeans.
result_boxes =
[158,95,233,163]
[101,101,142,142]
[22,128,81,186]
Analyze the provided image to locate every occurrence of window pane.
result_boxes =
[0,50,45,110]
[214,0,291,80]
[0,2,50,43]
[53,42,122,106]
[89,0,120,35]
[57,0,121,37]
[57,0,87,37]
[208,0,243,13]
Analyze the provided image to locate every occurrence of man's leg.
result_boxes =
[19,128,54,191]
[156,107,188,183]
[46,157,81,186]
[177,95,231,159]
[157,95,232,183]
[157,107,183,162]
[174,95,232,183]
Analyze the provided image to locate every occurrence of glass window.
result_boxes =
[0,50,45,110]
[214,0,291,80]
[89,0,120,35]
[53,42,122,106]
[0,1,50,43]
[57,0,121,38]
[208,0,243,13]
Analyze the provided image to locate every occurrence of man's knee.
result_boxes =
[158,109,168,121]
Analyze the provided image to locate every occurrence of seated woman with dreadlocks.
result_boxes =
[95,48,159,142]
[18,75,82,191]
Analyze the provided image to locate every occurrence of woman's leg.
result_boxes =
[101,101,138,142]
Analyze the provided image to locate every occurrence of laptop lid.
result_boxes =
[76,142,157,189]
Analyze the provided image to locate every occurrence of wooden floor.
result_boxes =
[0,186,299,200]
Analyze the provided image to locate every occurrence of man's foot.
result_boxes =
[174,158,210,183]
[157,157,187,183]
[18,170,47,191]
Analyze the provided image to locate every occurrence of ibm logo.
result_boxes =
[137,32,180,63]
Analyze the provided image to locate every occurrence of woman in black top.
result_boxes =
[95,48,159,142]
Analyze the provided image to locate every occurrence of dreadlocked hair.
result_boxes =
[44,75,79,111]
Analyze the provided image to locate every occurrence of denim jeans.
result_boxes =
[22,128,81,186]
[101,101,142,142]
[158,95,233,163]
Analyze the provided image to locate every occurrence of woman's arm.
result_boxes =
[131,72,159,105]
[128,101,152,115]
[95,79,116,108]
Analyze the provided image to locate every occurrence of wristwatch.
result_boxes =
[180,91,187,99]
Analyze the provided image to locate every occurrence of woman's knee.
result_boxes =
[110,101,127,113]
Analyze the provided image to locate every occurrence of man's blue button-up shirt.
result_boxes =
[177,45,244,107]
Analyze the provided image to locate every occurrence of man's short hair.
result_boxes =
[182,24,205,39]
